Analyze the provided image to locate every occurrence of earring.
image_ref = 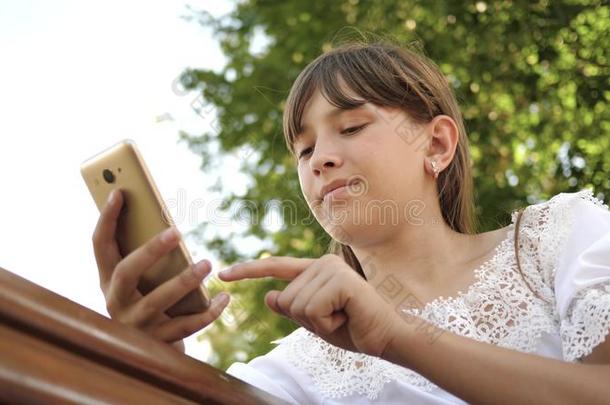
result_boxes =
[430,159,440,179]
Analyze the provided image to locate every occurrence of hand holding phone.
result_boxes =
[95,189,230,349]
[82,140,231,350]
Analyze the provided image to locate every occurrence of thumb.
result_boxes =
[265,290,284,315]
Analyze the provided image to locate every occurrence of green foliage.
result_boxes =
[179,0,610,370]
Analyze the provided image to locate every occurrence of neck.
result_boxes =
[349,200,478,293]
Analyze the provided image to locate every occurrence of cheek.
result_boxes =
[297,168,333,223]
[297,168,315,202]
[360,132,423,200]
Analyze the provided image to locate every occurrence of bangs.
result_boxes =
[282,43,441,155]
[282,60,367,155]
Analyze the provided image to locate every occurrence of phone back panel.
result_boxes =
[81,140,210,316]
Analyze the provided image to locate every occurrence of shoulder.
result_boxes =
[511,189,609,299]
[518,188,609,265]
[525,189,610,363]
[518,188,608,230]
[541,189,610,268]
[512,189,610,362]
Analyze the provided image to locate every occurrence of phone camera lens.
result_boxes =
[103,169,115,184]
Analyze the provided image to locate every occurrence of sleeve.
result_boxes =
[552,190,610,362]
[225,343,315,404]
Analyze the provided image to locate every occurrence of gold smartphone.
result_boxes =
[81,139,211,317]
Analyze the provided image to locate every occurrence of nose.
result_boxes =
[309,140,343,175]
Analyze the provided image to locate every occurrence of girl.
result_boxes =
[93,41,610,404]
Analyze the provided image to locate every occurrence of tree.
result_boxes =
[178,0,610,370]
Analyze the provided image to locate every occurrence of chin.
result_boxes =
[317,213,368,246]
[318,199,405,245]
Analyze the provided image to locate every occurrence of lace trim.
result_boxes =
[269,189,606,400]
[532,189,610,363]
[274,328,440,398]
[561,282,610,362]
[536,189,609,299]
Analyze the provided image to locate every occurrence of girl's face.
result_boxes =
[294,85,433,246]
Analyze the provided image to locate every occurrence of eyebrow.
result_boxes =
[297,105,367,139]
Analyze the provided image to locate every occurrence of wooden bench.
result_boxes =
[0,267,287,404]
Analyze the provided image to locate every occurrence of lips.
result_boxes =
[320,178,359,201]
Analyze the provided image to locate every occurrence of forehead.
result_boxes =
[298,89,369,135]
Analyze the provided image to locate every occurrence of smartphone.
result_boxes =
[80,139,211,317]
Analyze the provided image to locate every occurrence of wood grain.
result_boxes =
[0,267,288,404]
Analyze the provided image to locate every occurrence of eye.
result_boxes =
[341,124,367,135]
[297,124,367,160]
[298,147,313,159]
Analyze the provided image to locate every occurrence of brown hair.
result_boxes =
[514,207,550,303]
[282,39,477,280]
[281,39,549,304]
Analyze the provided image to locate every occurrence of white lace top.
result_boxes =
[226,189,610,404]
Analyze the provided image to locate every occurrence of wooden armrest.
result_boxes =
[0,266,288,404]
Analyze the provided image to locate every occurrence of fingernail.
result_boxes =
[107,190,116,204]
[219,266,233,277]
[161,227,179,243]
[217,293,230,304]
[193,261,207,277]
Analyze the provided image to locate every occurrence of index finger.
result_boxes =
[218,256,315,282]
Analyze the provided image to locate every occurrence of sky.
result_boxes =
[0,0,256,361]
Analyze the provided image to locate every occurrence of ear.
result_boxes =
[423,115,459,174]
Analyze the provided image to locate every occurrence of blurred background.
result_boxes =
[1,0,608,370]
